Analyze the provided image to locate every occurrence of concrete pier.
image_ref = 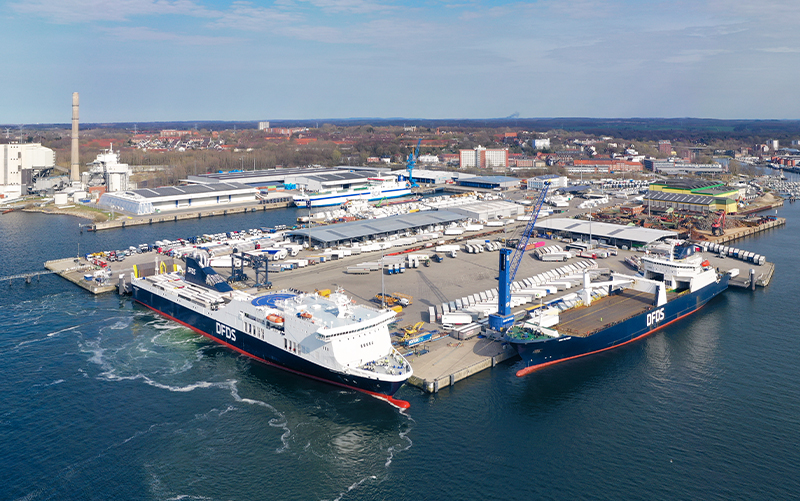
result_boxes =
[405,336,516,393]
[86,199,293,231]
[44,258,116,294]
[704,217,785,245]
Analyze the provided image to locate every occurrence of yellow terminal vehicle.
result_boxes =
[373,293,412,307]
[402,322,424,336]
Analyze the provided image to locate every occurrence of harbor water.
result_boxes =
[1,202,799,500]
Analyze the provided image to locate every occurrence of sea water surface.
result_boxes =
[1,203,799,500]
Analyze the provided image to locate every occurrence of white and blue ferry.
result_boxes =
[131,255,413,408]
[293,178,412,208]
[507,243,731,376]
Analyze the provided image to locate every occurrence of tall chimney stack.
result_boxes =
[71,92,79,183]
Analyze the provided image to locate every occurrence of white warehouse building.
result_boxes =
[448,200,524,220]
[97,182,258,215]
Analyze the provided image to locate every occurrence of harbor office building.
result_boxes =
[646,179,739,214]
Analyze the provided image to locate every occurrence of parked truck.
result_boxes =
[539,251,572,262]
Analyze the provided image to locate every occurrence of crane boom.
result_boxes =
[507,183,550,283]
[406,138,421,188]
[488,182,550,331]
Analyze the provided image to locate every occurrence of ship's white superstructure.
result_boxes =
[131,264,412,404]
[293,178,411,207]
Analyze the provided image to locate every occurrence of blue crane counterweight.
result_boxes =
[488,183,550,331]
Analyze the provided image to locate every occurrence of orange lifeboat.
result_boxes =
[701,260,710,267]
[300,312,313,319]
[267,314,284,324]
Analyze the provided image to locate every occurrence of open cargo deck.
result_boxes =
[556,289,681,337]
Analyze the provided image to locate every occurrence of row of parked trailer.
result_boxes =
[463,240,503,253]
[697,241,767,265]
[534,245,573,262]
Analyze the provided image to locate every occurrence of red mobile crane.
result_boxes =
[711,211,726,236]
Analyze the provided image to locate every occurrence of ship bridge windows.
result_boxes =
[319,322,379,340]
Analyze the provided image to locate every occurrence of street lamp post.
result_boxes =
[381,251,386,309]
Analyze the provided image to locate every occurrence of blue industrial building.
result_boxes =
[456,176,520,190]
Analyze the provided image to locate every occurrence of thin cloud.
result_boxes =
[206,1,300,31]
[459,4,513,21]
[298,0,396,15]
[10,0,215,23]
[663,48,727,64]
[760,47,800,53]
[102,25,241,45]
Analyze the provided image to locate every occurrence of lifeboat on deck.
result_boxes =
[266,314,284,325]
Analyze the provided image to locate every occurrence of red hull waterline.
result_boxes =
[516,304,704,378]
[137,301,411,409]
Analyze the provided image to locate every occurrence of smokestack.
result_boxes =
[71,92,79,183]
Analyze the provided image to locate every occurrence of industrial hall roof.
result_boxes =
[644,191,715,205]
[288,210,466,246]
[534,218,676,245]
[132,182,255,199]
[650,179,720,190]
[302,172,369,182]
[458,175,520,184]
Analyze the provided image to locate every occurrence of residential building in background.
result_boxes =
[532,138,551,150]
[258,121,270,130]
[459,146,509,169]
[643,159,726,175]
[658,140,672,156]
[570,159,643,174]
[418,154,440,164]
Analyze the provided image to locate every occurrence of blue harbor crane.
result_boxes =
[406,138,422,188]
[488,183,550,331]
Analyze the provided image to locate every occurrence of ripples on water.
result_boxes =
[2,206,800,499]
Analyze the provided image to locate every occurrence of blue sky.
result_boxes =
[2,0,799,123]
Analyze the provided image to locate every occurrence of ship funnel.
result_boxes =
[185,256,234,292]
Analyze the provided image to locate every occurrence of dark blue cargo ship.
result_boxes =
[508,244,731,376]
